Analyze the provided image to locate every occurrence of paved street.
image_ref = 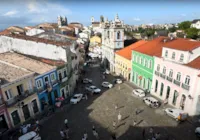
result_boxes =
[40,60,199,140]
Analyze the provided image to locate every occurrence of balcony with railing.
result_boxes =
[181,83,190,91]
[5,87,37,107]
[155,71,159,76]
[166,76,173,82]
[160,73,166,79]
[173,79,181,86]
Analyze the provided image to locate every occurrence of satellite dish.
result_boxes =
[70,42,77,54]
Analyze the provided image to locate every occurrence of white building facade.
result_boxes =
[191,20,200,29]
[151,40,200,115]
[101,14,124,72]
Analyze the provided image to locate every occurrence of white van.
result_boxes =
[164,108,188,121]
[143,97,160,108]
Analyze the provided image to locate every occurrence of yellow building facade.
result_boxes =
[0,62,40,127]
[90,36,101,46]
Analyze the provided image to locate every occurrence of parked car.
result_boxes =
[85,85,101,94]
[103,69,110,75]
[133,89,146,97]
[102,82,113,88]
[143,97,160,108]
[195,127,200,137]
[115,79,122,84]
[82,78,92,84]
[70,94,83,104]
[164,108,188,121]
[18,131,41,140]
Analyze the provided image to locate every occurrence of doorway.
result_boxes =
[17,84,24,95]
[160,83,164,96]
[166,86,170,99]
[48,93,53,105]
[180,94,186,110]
[0,114,8,130]
[54,90,59,99]
[22,105,30,120]
[155,80,158,92]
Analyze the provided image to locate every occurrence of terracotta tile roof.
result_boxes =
[0,29,11,35]
[164,38,200,51]
[185,56,200,69]
[3,34,72,47]
[132,36,168,57]
[115,40,148,60]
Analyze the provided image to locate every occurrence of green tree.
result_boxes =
[178,21,191,30]
[144,29,155,37]
[186,28,199,39]
[168,27,177,33]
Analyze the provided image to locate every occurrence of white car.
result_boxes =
[143,97,160,108]
[70,94,83,104]
[133,89,146,97]
[82,78,92,84]
[103,69,110,75]
[164,108,188,121]
[102,82,113,88]
[18,131,41,140]
[85,85,101,94]
[115,79,122,84]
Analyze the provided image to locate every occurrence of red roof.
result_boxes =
[164,38,200,51]
[115,40,148,60]
[185,56,200,69]
[132,37,168,57]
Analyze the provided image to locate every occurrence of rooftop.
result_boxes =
[132,36,168,57]
[0,61,32,85]
[163,38,200,51]
[3,34,72,47]
[0,52,56,74]
[115,40,148,60]
[185,56,200,69]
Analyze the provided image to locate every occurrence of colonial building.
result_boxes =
[131,37,166,91]
[115,40,147,80]
[191,19,200,29]
[151,37,200,115]
[0,52,61,111]
[0,60,40,127]
[101,14,124,72]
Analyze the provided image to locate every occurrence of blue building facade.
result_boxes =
[35,69,60,110]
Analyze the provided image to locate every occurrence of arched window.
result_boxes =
[185,75,190,85]
[157,64,160,71]
[145,59,148,67]
[163,67,166,74]
[180,54,184,62]
[149,60,152,69]
[169,69,173,77]
[117,31,121,39]
[165,50,168,57]
[172,52,175,59]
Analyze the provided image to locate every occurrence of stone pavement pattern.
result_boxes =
[39,61,198,140]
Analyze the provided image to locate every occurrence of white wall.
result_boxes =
[26,29,45,36]
[0,36,67,62]
[191,21,200,29]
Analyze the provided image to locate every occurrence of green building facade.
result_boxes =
[131,51,154,91]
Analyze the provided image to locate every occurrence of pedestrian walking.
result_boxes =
[118,112,122,123]
[84,130,88,139]
[155,132,161,140]
[112,121,116,130]
[64,119,68,128]
[92,126,99,139]
[85,94,88,100]
[115,104,118,110]
[60,129,65,140]
[64,127,69,139]
[142,129,145,139]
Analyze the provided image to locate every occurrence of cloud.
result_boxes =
[3,10,18,16]
[181,14,186,17]
[133,18,141,21]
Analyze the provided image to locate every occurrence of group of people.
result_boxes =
[82,126,99,140]
[60,119,70,140]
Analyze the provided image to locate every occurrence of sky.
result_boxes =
[0,0,200,30]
